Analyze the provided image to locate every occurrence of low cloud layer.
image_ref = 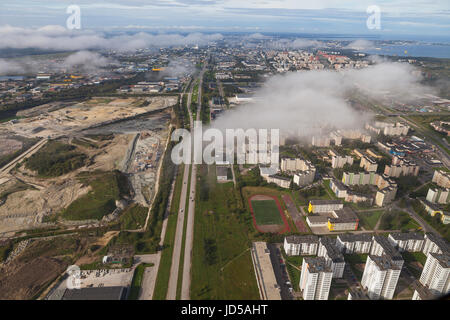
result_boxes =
[63,51,116,71]
[0,25,223,52]
[212,62,433,137]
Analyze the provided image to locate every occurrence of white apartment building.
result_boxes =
[426,187,450,204]
[384,163,420,178]
[336,234,372,254]
[360,155,378,172]
[318,237,346,278]
[419,253,450,296]
[375,186,398,207]
[361,255,401,300]
[280,158,313,172]
[283,235,319,256]
[300,257,333,300]
[331,154,354,169]
[387,233,424,253]
[371,236,404,269]
[422,233,449,256]
[293,170,316,187]
[342,171,378,186]
[432,170,450,188]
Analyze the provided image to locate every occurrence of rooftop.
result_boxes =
[309,199,343,206]
[304,256,332,273]
[369,255,402,271]
[389,232,424,241]
[338,233,372,243]
[285,235,319,244]
[62,286,126,300]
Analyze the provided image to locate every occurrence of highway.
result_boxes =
[181,65,206,300]
[165,87,193,300]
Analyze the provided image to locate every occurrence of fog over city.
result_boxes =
[0,25,223,52]
[212,61,434,138]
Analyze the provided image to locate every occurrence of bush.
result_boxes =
[25,141,86,177]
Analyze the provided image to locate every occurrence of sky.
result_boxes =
[0,0,449,39]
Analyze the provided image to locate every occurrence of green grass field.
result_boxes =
[191,165,259,300]
[251,199,283,225]
[357,210,385,230]
[61,170,130,221]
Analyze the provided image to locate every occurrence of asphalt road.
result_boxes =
[181,66,206,300]
[165,90,193,300]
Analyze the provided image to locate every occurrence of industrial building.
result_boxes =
[62,286,127,300]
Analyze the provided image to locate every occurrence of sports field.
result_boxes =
[251,199,284,225]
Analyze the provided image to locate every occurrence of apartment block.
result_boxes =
[318,237,346,278]
[308,200,343,213]
[283,235,319,256]
[336,233,372,254]
[361,255,401,300]
[432,170,450,188]
[422,233,449,257]
[342,171,378,186]
[300,257,333,300]
[371,235,404,269]
[419,252,450,296]
[387,233,424,252]
[426,187,450,204]
[360,155,378,172]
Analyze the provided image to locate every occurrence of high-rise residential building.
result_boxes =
[387,233,424,253]
[411,281,435,300]
[283,235,319,256]
[342,171,378,186]
[361,255,401,300]
[422,233,449,256]
[293,170,316,187]
[432,170,450,188]
[360,155,378,172]
[280,157,314,172]
[318,237,345,278]
[419,252,450,296]
[426,187,450,204]
[329,150,354,169]
[300,257,333,300]
[371,235,404,269]
[375,186,398,207]
[336,234,372,254]
[348,288,370,300]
